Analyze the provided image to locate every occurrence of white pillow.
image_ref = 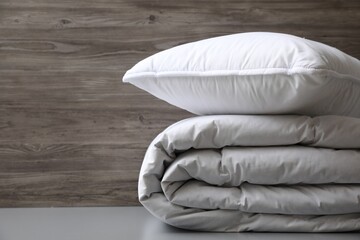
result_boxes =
[123,32,360,117]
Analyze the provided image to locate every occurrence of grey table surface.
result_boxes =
[0,206,359,240]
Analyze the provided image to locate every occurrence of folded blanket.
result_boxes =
[138,115,360,232]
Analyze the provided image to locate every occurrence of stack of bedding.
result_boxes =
[123,32,360,232]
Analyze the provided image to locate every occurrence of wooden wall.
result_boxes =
[0,0,359,207]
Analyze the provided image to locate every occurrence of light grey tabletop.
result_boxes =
[0,206,359,240]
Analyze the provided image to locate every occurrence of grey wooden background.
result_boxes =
[0,0,359,207]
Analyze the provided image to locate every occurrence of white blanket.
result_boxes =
[139,115,360,232]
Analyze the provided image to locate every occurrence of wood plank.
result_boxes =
[0,0,359,207]
[0,144,143,206]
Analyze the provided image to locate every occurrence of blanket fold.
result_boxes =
[139,115,360,232]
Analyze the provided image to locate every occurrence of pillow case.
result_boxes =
[123,32,360,117]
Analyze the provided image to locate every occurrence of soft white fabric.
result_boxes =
[123,32,360,117]
[138,115,360,232]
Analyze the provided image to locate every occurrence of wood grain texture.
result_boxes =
[0,0,359,207]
